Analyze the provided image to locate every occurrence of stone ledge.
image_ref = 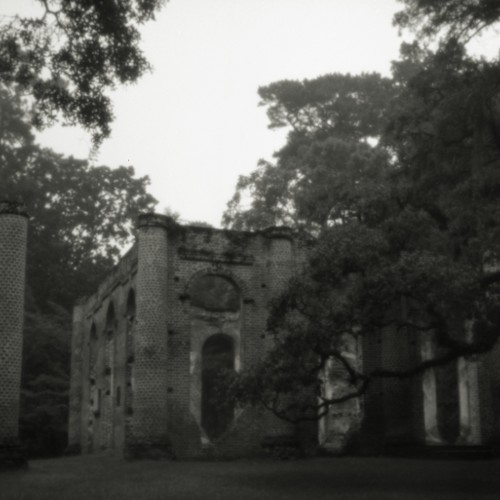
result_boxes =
[178,247,254,265]
[137,213,177,230]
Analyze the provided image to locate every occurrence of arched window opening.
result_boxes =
[89,323,98,382]
[126,289,136,322]
[126,289,136,356]
[201,334,235,440]
[125,289,136,417]
[190,275,240,312]
[104,302,116,375]
[105,302,116,339]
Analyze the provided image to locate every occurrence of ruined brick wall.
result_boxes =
[68,302,85,449]
[69,244,138,453]
[71,215,303,458]
[259,228,298,447]
[478,341,500,443]
[160,222,299,458]
[130,214,170,449]
[71,213,495,458]
[381,325,423,445]
[358,308,424,453]
[0,202,28,444]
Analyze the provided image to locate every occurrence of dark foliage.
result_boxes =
[0,0,166,145]
[224,73,395,232]
[223,2,500,422]
[1,88,157,455]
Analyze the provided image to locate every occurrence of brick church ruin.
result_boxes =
[2,203,500,460]
[67,213,300,458]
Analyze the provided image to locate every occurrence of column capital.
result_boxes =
[0,201,29,218]
[137,213,177,230]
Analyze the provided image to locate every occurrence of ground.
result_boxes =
[1,454,499,500]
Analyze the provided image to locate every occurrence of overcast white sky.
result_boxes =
[2,1,497,227]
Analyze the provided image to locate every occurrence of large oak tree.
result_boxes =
[223,73,395,233]
[223,1,500,423]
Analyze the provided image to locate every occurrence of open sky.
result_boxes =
[2,1,496,227]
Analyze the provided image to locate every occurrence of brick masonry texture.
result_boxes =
[131,215,170,445]
[1,204,497,458]
[68,213,500,458]
[0,205,28,443]
[69,218,302,457]
[68,303,84,448]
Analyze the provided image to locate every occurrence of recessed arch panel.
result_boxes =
[190,274,240,312]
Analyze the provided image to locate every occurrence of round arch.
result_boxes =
[105,301,116,338]
[185,267,251,303]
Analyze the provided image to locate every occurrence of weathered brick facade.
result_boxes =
[67,212,500,458]
[68,215,298,458]
[0,201,28,465]
[1,204,498,461]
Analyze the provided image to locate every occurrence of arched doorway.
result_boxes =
[201,334,235,440]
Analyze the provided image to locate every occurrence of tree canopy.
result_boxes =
[1,88,157,309]
[394,0,500,43]
[223,73,395,232]
[0,0,166,145]
[222,1,500,422]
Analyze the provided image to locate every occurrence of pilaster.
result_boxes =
[129,214,173,452]
[0,201,28,467]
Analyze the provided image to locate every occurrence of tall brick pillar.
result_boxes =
[262,227,296,438]
[264,226,295,296]
[129,213,172,454]
[68,301,85,452]
[262,227,295,355]
[0,201,28,467]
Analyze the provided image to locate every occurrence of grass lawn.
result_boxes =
[1,454,499,500]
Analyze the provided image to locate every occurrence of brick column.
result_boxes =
[261,227,296,438]
[129,214,172,454]
[263,226,294,297]
[0,201,28,467]
[68,302,85,452]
